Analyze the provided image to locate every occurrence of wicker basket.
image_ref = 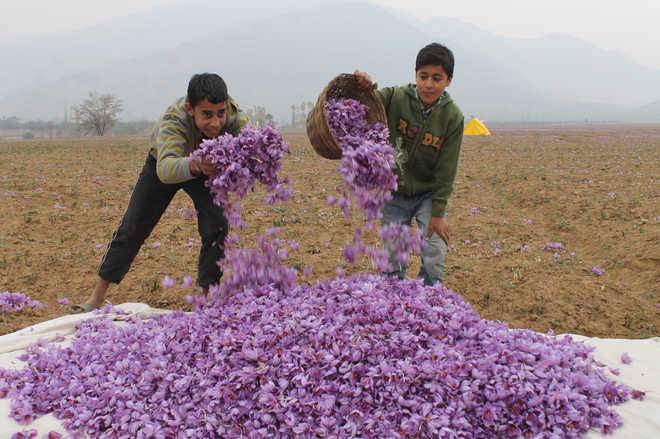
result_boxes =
[306,73,387,160]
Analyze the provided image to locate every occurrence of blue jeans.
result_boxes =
[381,192,448,285]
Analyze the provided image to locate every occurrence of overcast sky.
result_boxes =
[2,0,659,69]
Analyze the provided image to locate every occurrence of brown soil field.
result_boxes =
[1,125,658,338]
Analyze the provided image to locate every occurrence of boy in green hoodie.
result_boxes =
[355,42,464,285]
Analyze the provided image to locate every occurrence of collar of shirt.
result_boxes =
[415,89,444,120]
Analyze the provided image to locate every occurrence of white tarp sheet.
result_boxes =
[1,303,658,438]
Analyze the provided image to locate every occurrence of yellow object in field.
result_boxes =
[464,118,491,136]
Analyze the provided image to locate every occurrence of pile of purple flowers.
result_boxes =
[0,291,43,316]
[1,275,640,437]
[191,124,292,228]
[325,99,421,270]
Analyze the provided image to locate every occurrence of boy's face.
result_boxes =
[185,98,227,138]
[415,64,452,107]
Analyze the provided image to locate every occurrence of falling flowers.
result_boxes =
[191,124,292,229]
[324,98,421,270]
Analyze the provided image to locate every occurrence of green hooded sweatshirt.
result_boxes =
[378,84,463,217]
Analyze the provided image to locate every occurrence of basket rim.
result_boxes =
[306,72,388,160]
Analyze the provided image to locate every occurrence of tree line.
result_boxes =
[1,92,314,139]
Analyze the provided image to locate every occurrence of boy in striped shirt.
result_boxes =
[70,73,248,313]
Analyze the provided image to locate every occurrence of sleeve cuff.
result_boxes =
[156,157,195,184]
[431,201,447,218]
[182,157,194,180]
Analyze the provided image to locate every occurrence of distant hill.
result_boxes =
[0,0,330,98]
[630,100,660,122]
[422,18,660,108]
[0,1,658,123]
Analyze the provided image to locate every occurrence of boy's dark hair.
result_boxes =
[187,73,228,107]
[415,43,454,78]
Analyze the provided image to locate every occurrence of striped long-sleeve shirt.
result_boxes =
[148,96,249,184]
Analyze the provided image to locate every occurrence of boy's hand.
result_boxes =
[353,70,375,90]
[427,216,450,244]
[189,156,214,177]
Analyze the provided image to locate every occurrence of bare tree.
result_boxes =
[72,92,123,136]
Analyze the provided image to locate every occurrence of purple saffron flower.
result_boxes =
[631,389,645,400]
[592,266,605,276]
[182,208,195,220]
[543,242,563,251]
[343,245,357,264]
[161,276,175,289]
[11,430,37,439]
[182,276,194,289]
[620,352,632,364]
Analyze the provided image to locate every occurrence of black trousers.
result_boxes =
[98,154,228,288]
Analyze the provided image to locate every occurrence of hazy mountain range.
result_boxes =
[1,0,659,123]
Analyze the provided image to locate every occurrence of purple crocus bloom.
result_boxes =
[181,276,194,289]
[543,242,562,251]
[182,208,195,220]
[10,430,37,439]
[343,245,357,264]
[161,276,175,289]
